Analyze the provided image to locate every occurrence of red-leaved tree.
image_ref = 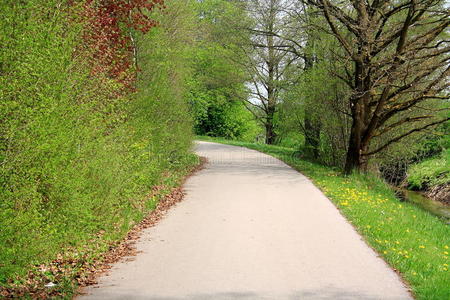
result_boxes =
[80,0,164,90]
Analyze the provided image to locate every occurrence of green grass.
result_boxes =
[408,148,450,190]
[197,136,450,300]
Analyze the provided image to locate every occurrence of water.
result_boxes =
[402,189,450,222]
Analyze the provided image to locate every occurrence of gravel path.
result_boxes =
[79,141,412,299]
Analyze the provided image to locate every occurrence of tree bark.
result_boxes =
[265,120,276,144]
[304,109,321,159]
[303,47,321,159]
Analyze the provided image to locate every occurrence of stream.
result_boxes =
[401,189,450,223]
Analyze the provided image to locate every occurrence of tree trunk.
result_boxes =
[344,98,368,174]
[304,111,321,159]
[265,121,276,144]
[344,133,361,174]
[265,2,277,145]
[303,45,321,159]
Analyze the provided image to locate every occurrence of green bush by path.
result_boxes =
[0,0,196,286]
[198,136,450,300]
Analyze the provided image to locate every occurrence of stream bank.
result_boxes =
[397,188,450,223]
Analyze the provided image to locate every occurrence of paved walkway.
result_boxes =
[80,141,411,299]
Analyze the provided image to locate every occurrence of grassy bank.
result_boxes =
[198,136,450,300]
[407,148,449,204]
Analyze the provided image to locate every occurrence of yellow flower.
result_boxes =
[419,245,425,249]
[383,251,388,254]
[395,241,400,245]
[445,245,449,249]
[444,251,449,255]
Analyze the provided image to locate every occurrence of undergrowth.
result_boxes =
[0,1,196,291]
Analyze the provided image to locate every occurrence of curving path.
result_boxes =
[79,141,411,300]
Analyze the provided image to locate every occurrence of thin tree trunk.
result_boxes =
[303,50,321,159]
[304,111,321,159]
[265,120,276,144]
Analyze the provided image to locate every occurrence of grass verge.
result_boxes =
[197,136,450,300]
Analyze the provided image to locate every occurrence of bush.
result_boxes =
[0,0,195,283]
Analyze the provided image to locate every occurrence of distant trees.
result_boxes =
[304,0,450,173]
[242,0,299,144]
[189,0,259,140]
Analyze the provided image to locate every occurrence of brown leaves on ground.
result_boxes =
[0,157,207,299]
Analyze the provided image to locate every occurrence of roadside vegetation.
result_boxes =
[198,136,449,300]
[1,0,206,296]
[1,0,449,298]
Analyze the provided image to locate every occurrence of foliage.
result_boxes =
[188,0,259,141]
[280,28,351,167]
[0,0,196,286]
[80,0,163,87]
[198,136,450,300]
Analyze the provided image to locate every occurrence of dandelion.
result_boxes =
[444,251,449,255]
[419,245,425,249]
[445,245,449,249]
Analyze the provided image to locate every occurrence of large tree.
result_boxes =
[304,0,450,173]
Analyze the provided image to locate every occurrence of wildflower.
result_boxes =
[445,245,449,249]
[419,245,425,249]
[444,251,449,255]
[395,241,400,245]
